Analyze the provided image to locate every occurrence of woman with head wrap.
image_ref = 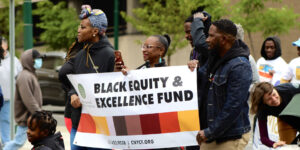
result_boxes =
[58,38,84,134]
[67,5,115,150]
[115,34,171,73]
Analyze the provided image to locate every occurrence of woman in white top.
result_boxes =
[257,36,288,86]
[281,38,300,84]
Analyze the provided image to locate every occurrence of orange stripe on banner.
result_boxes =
[77,114,96,133]
[178,110,200,131]
[93,116,110,135]
[259,71,272,78]
[159,112,180,133]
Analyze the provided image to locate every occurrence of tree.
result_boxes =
[121,0,227,65]
[33,0,79,50]
[0,0,24,48]
[230,0,299,58]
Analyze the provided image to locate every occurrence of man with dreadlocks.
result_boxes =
[188,19,252,150]
[27,110,64,150]
[68,5,114,150]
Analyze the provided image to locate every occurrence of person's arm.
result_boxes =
[203,61,251,140]
[191,14,208,53]
[258,119,275,147]
[65,57,81,108]
[107,54,115,72]
[249,55,260,84]
[280,62,293,83]
[18,76,42,114]
[15,57,23,77]
[259,119,287,148]
[66,58,77,97]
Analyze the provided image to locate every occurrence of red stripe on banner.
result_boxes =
[140,114,161,134]
[77,114,96,133]
[159,112,180,133]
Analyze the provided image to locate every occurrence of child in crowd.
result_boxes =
[27,110,64,150]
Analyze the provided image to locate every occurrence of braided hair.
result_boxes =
[29,110,57,136]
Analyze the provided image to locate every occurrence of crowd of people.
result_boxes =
[0,4,300,150]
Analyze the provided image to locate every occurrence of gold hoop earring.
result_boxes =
[93,34,96,37]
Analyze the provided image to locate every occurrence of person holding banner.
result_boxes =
[115,35,186,150]
[250,82,300,148]
[115,34,171,72]
[68,5,115,150]
[59,38,84,133]
[189,19,252,150]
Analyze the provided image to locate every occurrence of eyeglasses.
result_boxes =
[141,44,161,50]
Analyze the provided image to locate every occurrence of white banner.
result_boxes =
[68,66,199,149]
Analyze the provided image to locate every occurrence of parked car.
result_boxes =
[36,51,66,106]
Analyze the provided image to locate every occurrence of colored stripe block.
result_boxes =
[159,112,180,133]
[113,116,128,135]
[77,114,96,133]
[259,71,272,78]
[178,110,200,131]
[125,115,142,135]
[93,116,110,136]
[140,114,161,134]
[106,116,116,136]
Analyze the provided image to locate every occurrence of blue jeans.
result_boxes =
[0,101,10,145]
[3,126,27,150]
[71,128,109,150]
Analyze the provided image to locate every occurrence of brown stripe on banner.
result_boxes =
[125,115,142,135]
[113,116,128,135]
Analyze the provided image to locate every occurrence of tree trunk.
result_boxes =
[247,31,256,59]
[167,55,171,66]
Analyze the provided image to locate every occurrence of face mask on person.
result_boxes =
[34,58,43,69]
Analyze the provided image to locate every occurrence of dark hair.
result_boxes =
[260,36,282,60]
[212,19,237,37]
[191,6,205,15]
[29,110,57,136]
[152,34,171,57]
[184,16,193,23]
[250,82,274,114]
[0,36,4,61]
[65,38,84,61]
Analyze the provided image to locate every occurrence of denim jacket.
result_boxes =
[199,56,252,142]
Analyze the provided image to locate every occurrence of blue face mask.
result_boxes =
[34,58,43,69]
